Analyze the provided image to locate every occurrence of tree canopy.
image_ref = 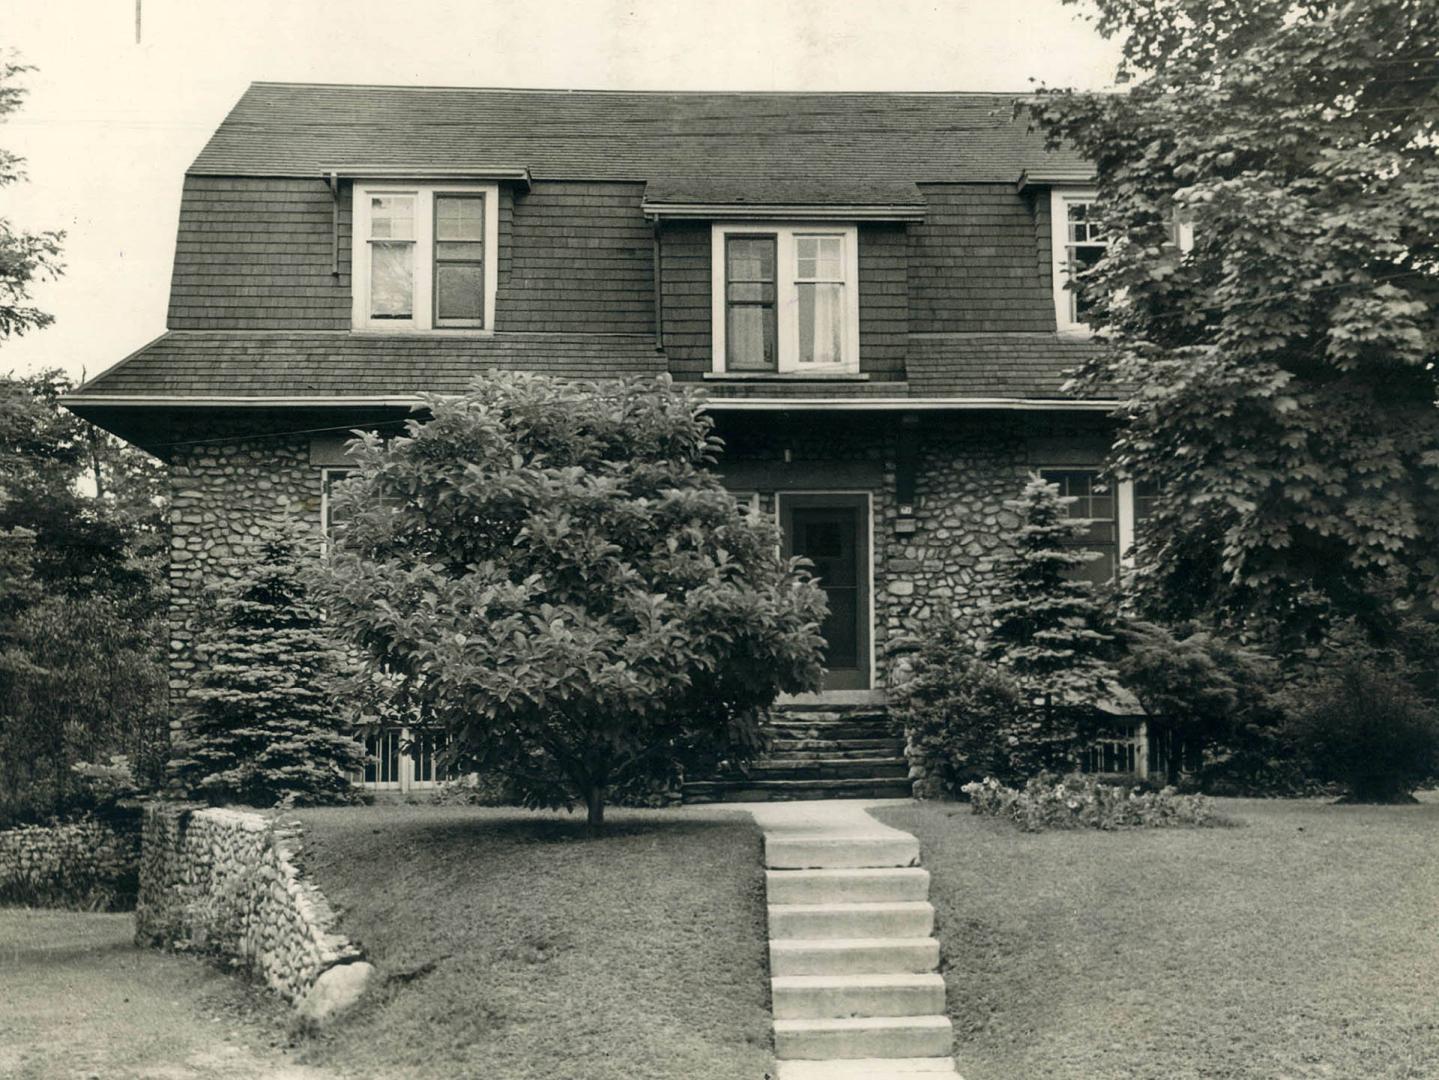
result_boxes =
[318,373,827,831]
[0,57,63,341]
[1033,0,1439,647]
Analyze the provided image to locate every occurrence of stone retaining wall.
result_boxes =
[0,811,141,910]
[136,801,365,1007]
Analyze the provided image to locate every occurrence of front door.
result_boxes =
[780,494,871,691]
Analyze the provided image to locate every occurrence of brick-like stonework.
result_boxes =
[167,436,319,732]
[0,812,141,910]
[136,802,363,1004]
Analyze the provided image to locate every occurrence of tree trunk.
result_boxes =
[584,786,606,836]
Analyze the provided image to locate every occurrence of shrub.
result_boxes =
[1116,619,1305,795]
[171,528,367,807]
[962,772,1223,832]
[317,373,827,833]
[1288,659,1439,803]
[892,619,1064,794]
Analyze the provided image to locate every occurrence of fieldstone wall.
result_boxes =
[167,436,320,737]
[0,811,141,910]
[136,801,366,1006]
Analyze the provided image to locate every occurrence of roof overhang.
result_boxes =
[321,166,532,191]
[1016,167,1096,193]
[643,202,927,222]
[62,393,1119,413]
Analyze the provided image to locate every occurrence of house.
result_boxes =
[63,83,1147,792]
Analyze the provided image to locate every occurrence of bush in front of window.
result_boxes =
[171,527,368,807]
[892,618,1066,796]
[316,372,828,835]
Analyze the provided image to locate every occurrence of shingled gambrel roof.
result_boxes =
[905,333,1109,398]
[190,83,1088,183]
[77,332,668,399]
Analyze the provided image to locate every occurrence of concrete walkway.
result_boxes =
[742,799,963,1080]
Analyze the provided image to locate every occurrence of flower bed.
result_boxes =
[961,773,1223,832]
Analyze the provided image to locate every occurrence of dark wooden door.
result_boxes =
[781,495,870,690]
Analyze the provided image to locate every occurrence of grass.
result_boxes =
[291,804,772,1080]
[0,906,321,1080]
[875,794,1439,1080]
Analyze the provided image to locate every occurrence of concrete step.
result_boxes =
[741,758,910,780]
[775,1058,962,1080]
[772,973,946,1019]
[767,867,931,905]
[770,901,934,940]
[769,937,940,977]
[774,1015,954,1060]
[684,778,914,803]
[766,833,920,869]
[768,738,906,754]
[767,722,897,741]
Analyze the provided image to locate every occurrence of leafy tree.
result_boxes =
[1032,0,1439,648]
[171,528,366,807]
[981,474,1118,706]
[0,57,63,340]
[318,373,827,832]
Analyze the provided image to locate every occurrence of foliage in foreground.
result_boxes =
[1032,0,1439,647]
[0,371,169,827]
[318,373,827,831]
[171,529,366,807]
[962,772,1222,832]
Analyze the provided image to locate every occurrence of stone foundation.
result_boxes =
[136,802,365,1006]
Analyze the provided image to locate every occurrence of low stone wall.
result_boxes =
[0,811,141,910]
[136,802,368,1012]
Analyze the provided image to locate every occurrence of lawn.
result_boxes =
[291,804,772,1080]
[875,795,1439,1080]
[0,907,324,1080]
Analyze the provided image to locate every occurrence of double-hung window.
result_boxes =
[712,223,860,374]
[1040,468,1119,587]
[353,182,499,331]
[1049,189,1107,333]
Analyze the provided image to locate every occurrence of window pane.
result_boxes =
[727,236,775,283]
[435,240,484,261]
[322,470,351,536]
[728,305,776,370]
[370,241,413,318]
[435,263,484,322]
[797,235,843,280]
[1039,469,1116,585]
[370,195,415,240]
[798,282,844,365]
[435,195,484,240]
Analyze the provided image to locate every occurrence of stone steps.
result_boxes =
[684,706,910,803]
[753,802,962,1077]
[684,778,915,803]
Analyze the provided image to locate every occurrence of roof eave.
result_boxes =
[643,202,926,222]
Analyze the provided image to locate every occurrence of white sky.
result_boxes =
[1,0,1120,384]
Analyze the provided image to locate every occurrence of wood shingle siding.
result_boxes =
[169,177,350,330]
[657,222,713,380]
[495,182,654,334]
[908,185,1057,334]
[857,223,908,382]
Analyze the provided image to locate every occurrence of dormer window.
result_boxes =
[352,182,498,332]
[710,223,860,374]
[1050,189,1106,334]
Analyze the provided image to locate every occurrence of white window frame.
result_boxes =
[351,181,499,333]
[710,222,861,375]
[1049,188,1104,335]
[1036,465,1137,584]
